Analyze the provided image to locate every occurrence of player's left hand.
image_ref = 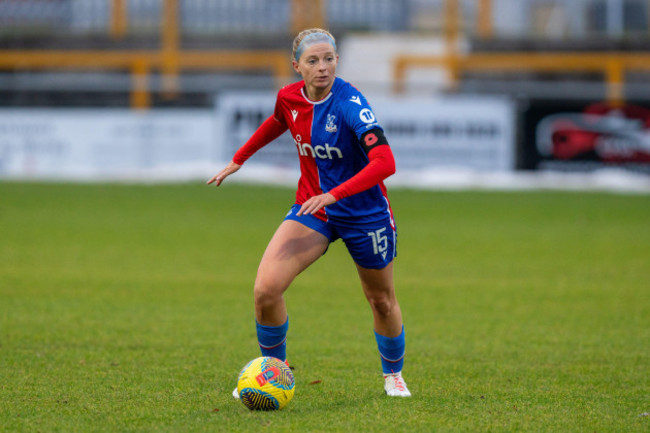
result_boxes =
[297,193,337,216]
[207,161,241,187]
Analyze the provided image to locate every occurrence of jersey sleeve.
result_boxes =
[272,87,289,127]
[339,89,383,140]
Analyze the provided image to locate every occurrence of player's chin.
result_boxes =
[313,76,332,86]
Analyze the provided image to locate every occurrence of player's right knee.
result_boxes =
[254,279,284,307]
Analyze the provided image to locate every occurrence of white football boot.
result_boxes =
[384,372,412,397]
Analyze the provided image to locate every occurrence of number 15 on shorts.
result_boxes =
[368,228,388,259]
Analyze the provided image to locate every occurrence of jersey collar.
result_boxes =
[300,78,338,105]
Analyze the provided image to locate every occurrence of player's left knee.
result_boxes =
[368,296,395,318]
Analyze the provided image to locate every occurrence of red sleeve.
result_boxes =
[232,115,288,165]
[329,145,396,201]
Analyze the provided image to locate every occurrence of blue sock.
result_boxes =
[256,318,288,362]
[374,326,405,374]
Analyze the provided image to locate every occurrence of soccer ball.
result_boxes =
[236,356,295,410]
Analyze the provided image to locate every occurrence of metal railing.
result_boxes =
[392,0,650,105]
[0,0,409,37]
[0,0,412,108]
[0,0,320,108]
[1,0,650,107]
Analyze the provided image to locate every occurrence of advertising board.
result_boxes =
[217,93,516,172]
[0,109,216,179]
[522,100,650,174]
[0,95,516,181]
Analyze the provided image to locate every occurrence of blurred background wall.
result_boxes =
[1,0,649,190]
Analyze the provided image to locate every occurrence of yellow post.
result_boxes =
[291,0,326,35]
[393,57,407,94]
[477,0,493,39]
[131,59,151,110]
[606,58,624,107]
[444,0,461,90]
[444,0,460,50]
[110,0,127,40]
[312,0,326,29]
[272,55,295,89]
[291,0,304,35]
[161,0,180,98]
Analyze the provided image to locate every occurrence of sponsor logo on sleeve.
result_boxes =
[359,108,376,124]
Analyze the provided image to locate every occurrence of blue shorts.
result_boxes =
[284,204,396,269]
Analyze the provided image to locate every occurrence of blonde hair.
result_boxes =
[292,28,337,62]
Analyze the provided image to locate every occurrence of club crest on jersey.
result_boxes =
[325,114,337,133]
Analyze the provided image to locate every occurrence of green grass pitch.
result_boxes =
[1,182,648,432]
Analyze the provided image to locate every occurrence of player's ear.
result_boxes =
[292,60,301,74]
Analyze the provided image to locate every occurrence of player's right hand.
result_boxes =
[207,161,241,187]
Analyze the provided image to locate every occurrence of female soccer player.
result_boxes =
[208,28,410,397]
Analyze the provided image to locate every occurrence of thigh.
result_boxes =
[256,219,330,291]
[356,261,395,298]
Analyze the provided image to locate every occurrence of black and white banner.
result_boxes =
[522,100,650,174]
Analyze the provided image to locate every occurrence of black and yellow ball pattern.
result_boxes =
[237,357,295,410]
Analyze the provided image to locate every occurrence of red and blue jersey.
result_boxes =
[273,77,393,227]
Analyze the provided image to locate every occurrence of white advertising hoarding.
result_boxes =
[217,92,515,172]
[0,95,515,182]
[217,92,296,168]
[0,109,216,180]
[373,96,515,171]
